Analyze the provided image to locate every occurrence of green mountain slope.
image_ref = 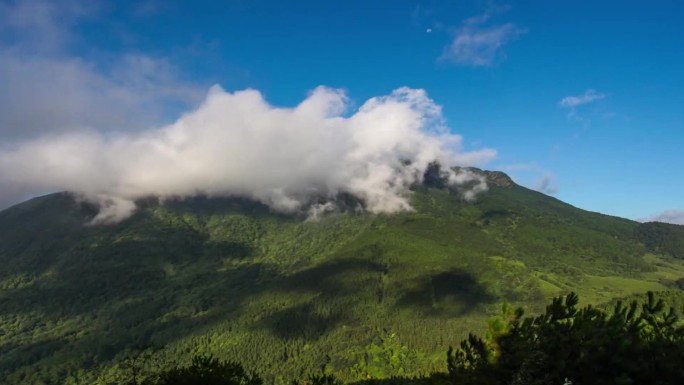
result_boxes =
[1,169,683,384]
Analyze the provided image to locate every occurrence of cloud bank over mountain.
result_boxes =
[0,86,496,223]
[0,1,495,223]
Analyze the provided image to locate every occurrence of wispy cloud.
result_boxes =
[559,89,606,108]
[0,0,96,52]
[640,210,684,225]
[534,173,558,195]
[497,163,558,194]
[441,8,524,67]
[558,89,607,128]
[0,0,205,141]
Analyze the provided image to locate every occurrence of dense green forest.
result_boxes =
[66,291,684,385]
[1,168,683,384]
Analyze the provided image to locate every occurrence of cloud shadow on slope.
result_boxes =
[397,268,496,317]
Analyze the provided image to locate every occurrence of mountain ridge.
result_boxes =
[1,169,683,384]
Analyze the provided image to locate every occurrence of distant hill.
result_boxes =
[635,221,684,259]
[1,168,683,384]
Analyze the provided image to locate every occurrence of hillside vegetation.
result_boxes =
[111,291,684,385]
[1,169,683,384]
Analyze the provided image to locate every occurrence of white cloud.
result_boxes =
[640,210,684,225]
[441,9,524,67]
[0,86,496,223]
[0,0,497,222]
[559,89,606,108]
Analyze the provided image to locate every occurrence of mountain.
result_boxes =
[1,168,683,384]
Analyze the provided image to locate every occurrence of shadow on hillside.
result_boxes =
[162,195,297,221]
[397,269,496,317]
[0,204,266,363]
[480,209,510,221]
[0,246,271,370]
[259,302,347,341]
[347,374,450,385]
[252,258,385,340]
[0,336,68,371]
[276,259,384,294]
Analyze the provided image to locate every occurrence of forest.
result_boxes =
[70,291,684,385]
[1,171,684,384]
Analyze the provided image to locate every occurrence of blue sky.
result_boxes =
[0,0,682,223]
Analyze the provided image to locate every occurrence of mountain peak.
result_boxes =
[453,167,515,188]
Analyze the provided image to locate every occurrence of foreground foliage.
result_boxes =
[448,291,684,385]
[120,292,684,385]
[147,355,262,385]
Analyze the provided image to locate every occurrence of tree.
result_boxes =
[147,355,262,385]
[447,292,684,385]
